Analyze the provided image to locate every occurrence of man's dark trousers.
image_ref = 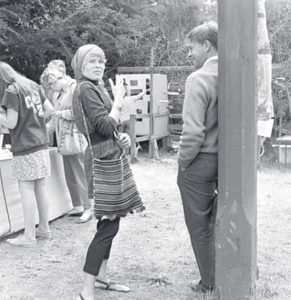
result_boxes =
[177,152,218,289]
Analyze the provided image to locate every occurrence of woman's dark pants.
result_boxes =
[83,218,120,276]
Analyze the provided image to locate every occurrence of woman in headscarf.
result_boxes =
[71,44,144,300]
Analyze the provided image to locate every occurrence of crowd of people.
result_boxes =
[0,21,218,299]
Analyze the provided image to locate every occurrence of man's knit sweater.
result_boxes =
[178,56,218,170]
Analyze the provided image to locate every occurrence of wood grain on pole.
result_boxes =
[216,1,257,299]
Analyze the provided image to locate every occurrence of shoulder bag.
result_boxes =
[77,81,144,218]
[58,118,88,155]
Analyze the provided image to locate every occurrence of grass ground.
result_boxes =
[0,153,290,300]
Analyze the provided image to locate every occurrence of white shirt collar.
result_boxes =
[203,55,218,66]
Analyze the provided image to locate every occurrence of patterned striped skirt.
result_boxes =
[93,150,144,219]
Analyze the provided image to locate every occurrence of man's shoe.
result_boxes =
[190,280,214,294]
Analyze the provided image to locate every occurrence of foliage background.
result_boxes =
[265,0,291,80]
[1,1,290,82]
[0,0,217,83]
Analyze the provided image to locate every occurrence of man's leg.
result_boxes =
[177,154,218,289]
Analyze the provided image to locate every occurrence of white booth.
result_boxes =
[0,147,72,238]
[116,73,169,137]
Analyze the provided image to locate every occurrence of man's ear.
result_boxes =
[203,40,212,52]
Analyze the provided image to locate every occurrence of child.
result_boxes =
[0,62,54,247]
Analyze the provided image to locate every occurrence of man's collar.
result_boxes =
[203,55,218,66]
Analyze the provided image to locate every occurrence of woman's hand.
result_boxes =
[119,133,131,148]
[108,78,126,122]
[52,111,63,118]
[46,120,55,135]
[109,78,126,103]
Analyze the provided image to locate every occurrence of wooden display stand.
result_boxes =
[118,55,194,161]
[129,112,169,162]
[0,148,72,237]
[275,135,291,164]
[116,72,170,161]
[116,73,169,136]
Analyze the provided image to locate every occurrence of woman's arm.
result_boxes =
[0,107,18,129]
[82,87,117,136]
[54,109,73,120]
[108,103,122,122]
[43,99,54,119]
[108,78,125,122]
[124,89,147,102]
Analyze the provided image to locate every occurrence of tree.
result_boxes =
[0,0,212,82]
[0,0,25,50]
[0,0,140,81]
[266,0,291,64]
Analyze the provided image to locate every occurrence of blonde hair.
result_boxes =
[0,61,39,96]
[40,67,63,90]
[47,60,66,76]
[39,67,64,101]
[71,44,105,80]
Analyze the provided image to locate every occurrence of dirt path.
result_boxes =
[0,154,290,300]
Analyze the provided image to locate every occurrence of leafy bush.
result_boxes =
[0,0,210,82]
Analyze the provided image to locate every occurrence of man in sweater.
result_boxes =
[177,21,218,293]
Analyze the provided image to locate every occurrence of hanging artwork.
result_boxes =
[257,0,274,137]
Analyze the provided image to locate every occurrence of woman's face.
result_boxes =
[50,75,66,92]
[48,61,66,76]
[55,62,66,76]
[82,51,106,81]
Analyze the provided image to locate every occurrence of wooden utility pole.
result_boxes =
[149,47,157,159]
[216,1,257,299]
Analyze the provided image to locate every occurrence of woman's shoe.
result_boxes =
[76,209,93,223]
[95,278,131,293]
[67,206,84,217]
[36,229,52,240]
[76,293,86,300]
[6,235,36,247]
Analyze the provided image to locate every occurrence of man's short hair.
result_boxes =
[186,21,218,50]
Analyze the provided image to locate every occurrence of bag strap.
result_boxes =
[77,82,93,151]
[70,120,74,136]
